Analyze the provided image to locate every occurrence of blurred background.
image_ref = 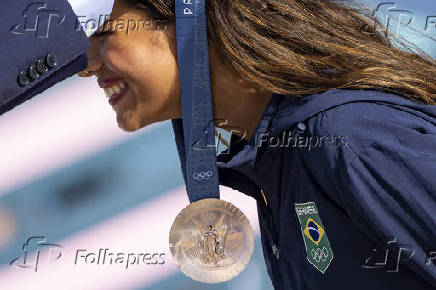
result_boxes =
[0,0,434,289]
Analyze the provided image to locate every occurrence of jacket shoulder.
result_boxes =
[300,95,436,288]
[303,93,436,158]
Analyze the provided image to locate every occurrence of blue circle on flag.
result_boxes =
[307,221,320,241]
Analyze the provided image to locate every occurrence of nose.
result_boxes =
[77,39,104,78]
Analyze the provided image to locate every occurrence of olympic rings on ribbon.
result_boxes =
[193,171,213,180]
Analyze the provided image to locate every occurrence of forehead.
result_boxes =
[92,0,153,33]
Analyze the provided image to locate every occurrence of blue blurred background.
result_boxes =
[0,0,434,289]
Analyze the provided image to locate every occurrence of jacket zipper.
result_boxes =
[259,188,283,289]
[258,122,307,289]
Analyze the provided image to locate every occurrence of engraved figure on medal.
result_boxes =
[197,224,227,265]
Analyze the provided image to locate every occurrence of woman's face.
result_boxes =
[79,0,181,132]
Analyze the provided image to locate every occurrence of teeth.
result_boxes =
[104,81,127,99]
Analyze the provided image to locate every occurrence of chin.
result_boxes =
[117,114,155,132]
[116,115,141,132]
[118,123,138,132]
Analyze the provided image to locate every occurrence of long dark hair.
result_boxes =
[123,0,436,104]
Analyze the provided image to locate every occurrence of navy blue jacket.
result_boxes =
[217,89,436,290]
[0,0,89,115]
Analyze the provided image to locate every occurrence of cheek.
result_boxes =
[103,41,177,92]
[101,34,180,125]
[130,44,179,99]
[102,44,135,78]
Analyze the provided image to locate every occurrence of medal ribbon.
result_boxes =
[171,0,220,202]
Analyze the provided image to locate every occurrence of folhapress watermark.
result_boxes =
[75,249,165,269]
[75,15,168,36]
[9,236,63,272]
[258,131,348,151]
[10,2,435,39]
[361,237,436,272]
[10,236,166,272]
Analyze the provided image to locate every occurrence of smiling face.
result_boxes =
[79,0,181,132]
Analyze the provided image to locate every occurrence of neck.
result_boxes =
[213,87,273,142]
[209,44,273,142]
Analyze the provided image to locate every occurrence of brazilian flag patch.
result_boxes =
[295,202,333,273]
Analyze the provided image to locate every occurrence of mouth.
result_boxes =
[103,80,129,106]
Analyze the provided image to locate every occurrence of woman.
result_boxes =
[78,0,436,289]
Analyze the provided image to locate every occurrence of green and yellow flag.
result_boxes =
[295,202,334,274]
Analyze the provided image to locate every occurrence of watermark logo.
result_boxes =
[362,2,435,36]
[9,236,166,271]
[74,249,165,269]
[425,251,436,266]
[76,15,168,37]
[259,131,348,151]
[10,3,65,38]
[361,237,414,272]
[9,236,63,272]
[425,16,436,33]
[362,237,436,272]
[192,119,246,155]
[372,2,415,36]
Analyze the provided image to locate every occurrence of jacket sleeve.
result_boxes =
[0,0,90,116]
[304,101,436,287]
